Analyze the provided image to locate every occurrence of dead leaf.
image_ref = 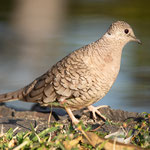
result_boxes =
[81,131,106,147]
[63,136,82,150]
[8,138,17,148]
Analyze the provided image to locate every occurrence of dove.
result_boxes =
[0,21,141,124]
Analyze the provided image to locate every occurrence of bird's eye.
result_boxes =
[124,29,129,34]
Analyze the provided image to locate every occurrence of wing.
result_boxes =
[22,71,56,104]
[46,48,96,106]
[23,46,97,107]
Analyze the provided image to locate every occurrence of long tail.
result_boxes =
[0,88,25,102]
[0,79,39,103]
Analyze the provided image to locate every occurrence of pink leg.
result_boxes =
[65,107,79,125]
[87,105,108,120]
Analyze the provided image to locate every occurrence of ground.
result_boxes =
[0,104,143,133]
[0,104,149,149]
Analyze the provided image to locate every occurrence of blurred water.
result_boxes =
[0,0,150,113]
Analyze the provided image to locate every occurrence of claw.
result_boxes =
[87,105,108,121]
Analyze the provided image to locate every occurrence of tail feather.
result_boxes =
[0,77,43,103]
[0,88,24,102]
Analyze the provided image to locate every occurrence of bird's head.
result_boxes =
[106,21,141,45]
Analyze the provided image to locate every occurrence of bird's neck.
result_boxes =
[97,34,125,57]
[91,35,124,64]
[88,35,125,77]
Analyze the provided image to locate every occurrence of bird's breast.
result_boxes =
[91,56,121,99]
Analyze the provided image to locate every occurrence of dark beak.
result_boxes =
[130,35,142,44]
[135,38,142,44]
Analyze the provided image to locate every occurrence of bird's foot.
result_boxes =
[87,105,109,121]
[65,107,79,125]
